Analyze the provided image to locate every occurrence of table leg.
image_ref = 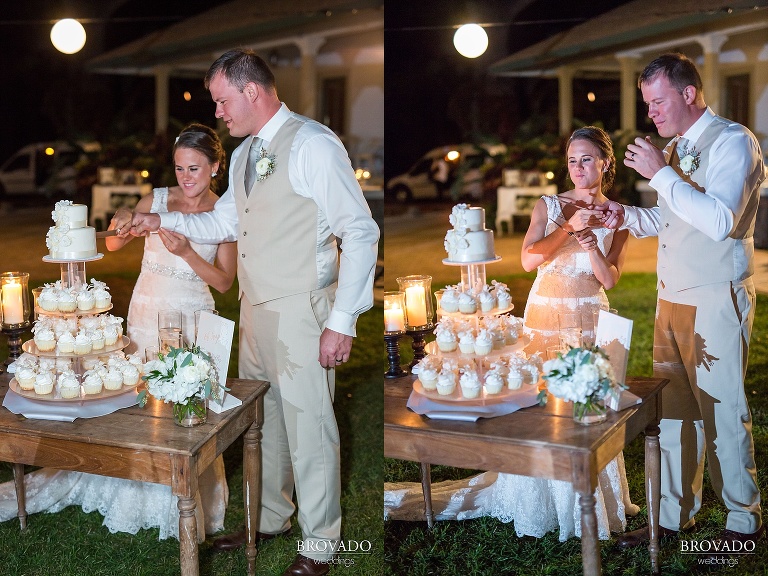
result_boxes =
[578,490,601,576]
[177,496,199,576]
[645,424,661,576]
[12,463,27,531]
[244,399,264,576]
[419,462,434,529]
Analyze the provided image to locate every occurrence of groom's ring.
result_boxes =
[335,358,343,363]
[630,152,636,159]
[116,227,122,234]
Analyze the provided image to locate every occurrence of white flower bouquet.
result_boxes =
[139,346,226,425]
[537,345,626,420]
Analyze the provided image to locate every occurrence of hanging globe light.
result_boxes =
[51,19,87,54]
[453,24,488,58]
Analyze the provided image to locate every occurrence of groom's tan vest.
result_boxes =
[233,117,330,305]
[656,116,757,292]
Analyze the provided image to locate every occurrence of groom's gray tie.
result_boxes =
[245,136,262,195]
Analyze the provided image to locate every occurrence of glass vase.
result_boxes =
[173,397,207,427]
[573,400,607,425]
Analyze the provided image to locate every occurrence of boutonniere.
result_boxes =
[678,145,700,176]
[255,149,276,182]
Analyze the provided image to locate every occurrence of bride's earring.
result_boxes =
[211,171,217,177]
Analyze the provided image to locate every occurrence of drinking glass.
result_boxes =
[158,309,183,354]
[145,345,159,362]
[557,311,582,349]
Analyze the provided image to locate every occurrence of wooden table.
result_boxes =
[0,373,269,576]
[385,375,668,576]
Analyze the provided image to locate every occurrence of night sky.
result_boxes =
[384,0,636,179]
[0,0,232,165]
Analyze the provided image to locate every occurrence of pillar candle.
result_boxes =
[2,280,24,324]
[405,286,427,327]
[384,307,405,332]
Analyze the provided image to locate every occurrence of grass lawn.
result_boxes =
[385,272,768,576]
[0,275,384,575]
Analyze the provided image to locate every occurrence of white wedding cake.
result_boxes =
[45,201,97,260]
[443,204,496,263]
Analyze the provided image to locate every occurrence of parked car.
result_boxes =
[386,143,506,202]
[0,141,100,199]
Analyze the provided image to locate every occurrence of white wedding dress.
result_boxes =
[0,188,228,540]
[385,195,639,541]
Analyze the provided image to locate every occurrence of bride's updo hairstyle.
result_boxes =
[173,123,227,193]
[566,126,615,192]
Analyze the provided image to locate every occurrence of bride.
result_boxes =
[385,126,637,541]
[0,124,237,540]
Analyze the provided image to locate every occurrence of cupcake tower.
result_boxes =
[14,250,135,401]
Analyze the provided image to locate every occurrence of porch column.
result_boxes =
[557,65,574,136]
[295,36,327,120]
[696,33,727,115]
[616,52,641,133]
[753,57,768,142]
[154,65,171,135]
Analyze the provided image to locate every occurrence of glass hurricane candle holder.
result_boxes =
[1,272,32,368]
[396,275,434,330]
[384,292,407,334]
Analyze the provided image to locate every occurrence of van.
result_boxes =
[385,143,506,202]
[0,141,99,199]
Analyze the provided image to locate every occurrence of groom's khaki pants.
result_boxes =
[654,279,761,534]
[238,286,341,561]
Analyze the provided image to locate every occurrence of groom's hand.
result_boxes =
[130,212,162,236]
[595,200,625,230]
[319,328,353,369]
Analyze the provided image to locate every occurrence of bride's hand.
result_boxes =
[574,228,598,252]
[157,229,192,258]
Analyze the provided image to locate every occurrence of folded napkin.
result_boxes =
[407,385,540,421]
[2,388,138,422]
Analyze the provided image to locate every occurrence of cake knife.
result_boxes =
[95,230,118,238]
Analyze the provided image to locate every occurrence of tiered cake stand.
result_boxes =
[9,254,134,402]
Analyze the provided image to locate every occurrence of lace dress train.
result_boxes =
[0,188,228,540]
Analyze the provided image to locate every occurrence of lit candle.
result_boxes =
[2,279,24,324]
[384,307,405,332]
[405,286,427,327]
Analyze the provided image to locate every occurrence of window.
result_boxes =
[321,77,346,135]
[725,74,749,127]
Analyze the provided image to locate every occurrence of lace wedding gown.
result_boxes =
[0,188,228,540]
[384,195,639,541]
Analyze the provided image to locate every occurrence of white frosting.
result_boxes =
[444,204,496,263]
[46,201,97,259]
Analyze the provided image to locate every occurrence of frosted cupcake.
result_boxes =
[458,292,477,314]
[439,286,460,313]
[16,366,37,390]
[120,364,141,387]
[82,357,102,371]
[493,280,512,310]
[523,361,540,385]
[56,331,76,354]
[102,324,119,346]
[89,329,105,351]
[459,370,482,399]
[38,358,56,372]
[83,371,104,395]
[474,329,493,356]
[38,286,59,312]
[76,290,95,311]
[57,290,77,313]
[103,368,123,390]
[478,289,496,313]
[416,359,439,391]
[58,371,81,399]
[79,316,100,331]
[74,331,93,355]
[457,330,475,355]
[34,327,56,352]
[507,368,524,390]
[55,358,72,373]
[436,370,457,396]
[93,287,111,309]
[434,325,457,353]
[34,371,55,395]
[484,371,505,395]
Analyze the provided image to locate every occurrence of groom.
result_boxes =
[120,49,379,576]
[600,53,764,553]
